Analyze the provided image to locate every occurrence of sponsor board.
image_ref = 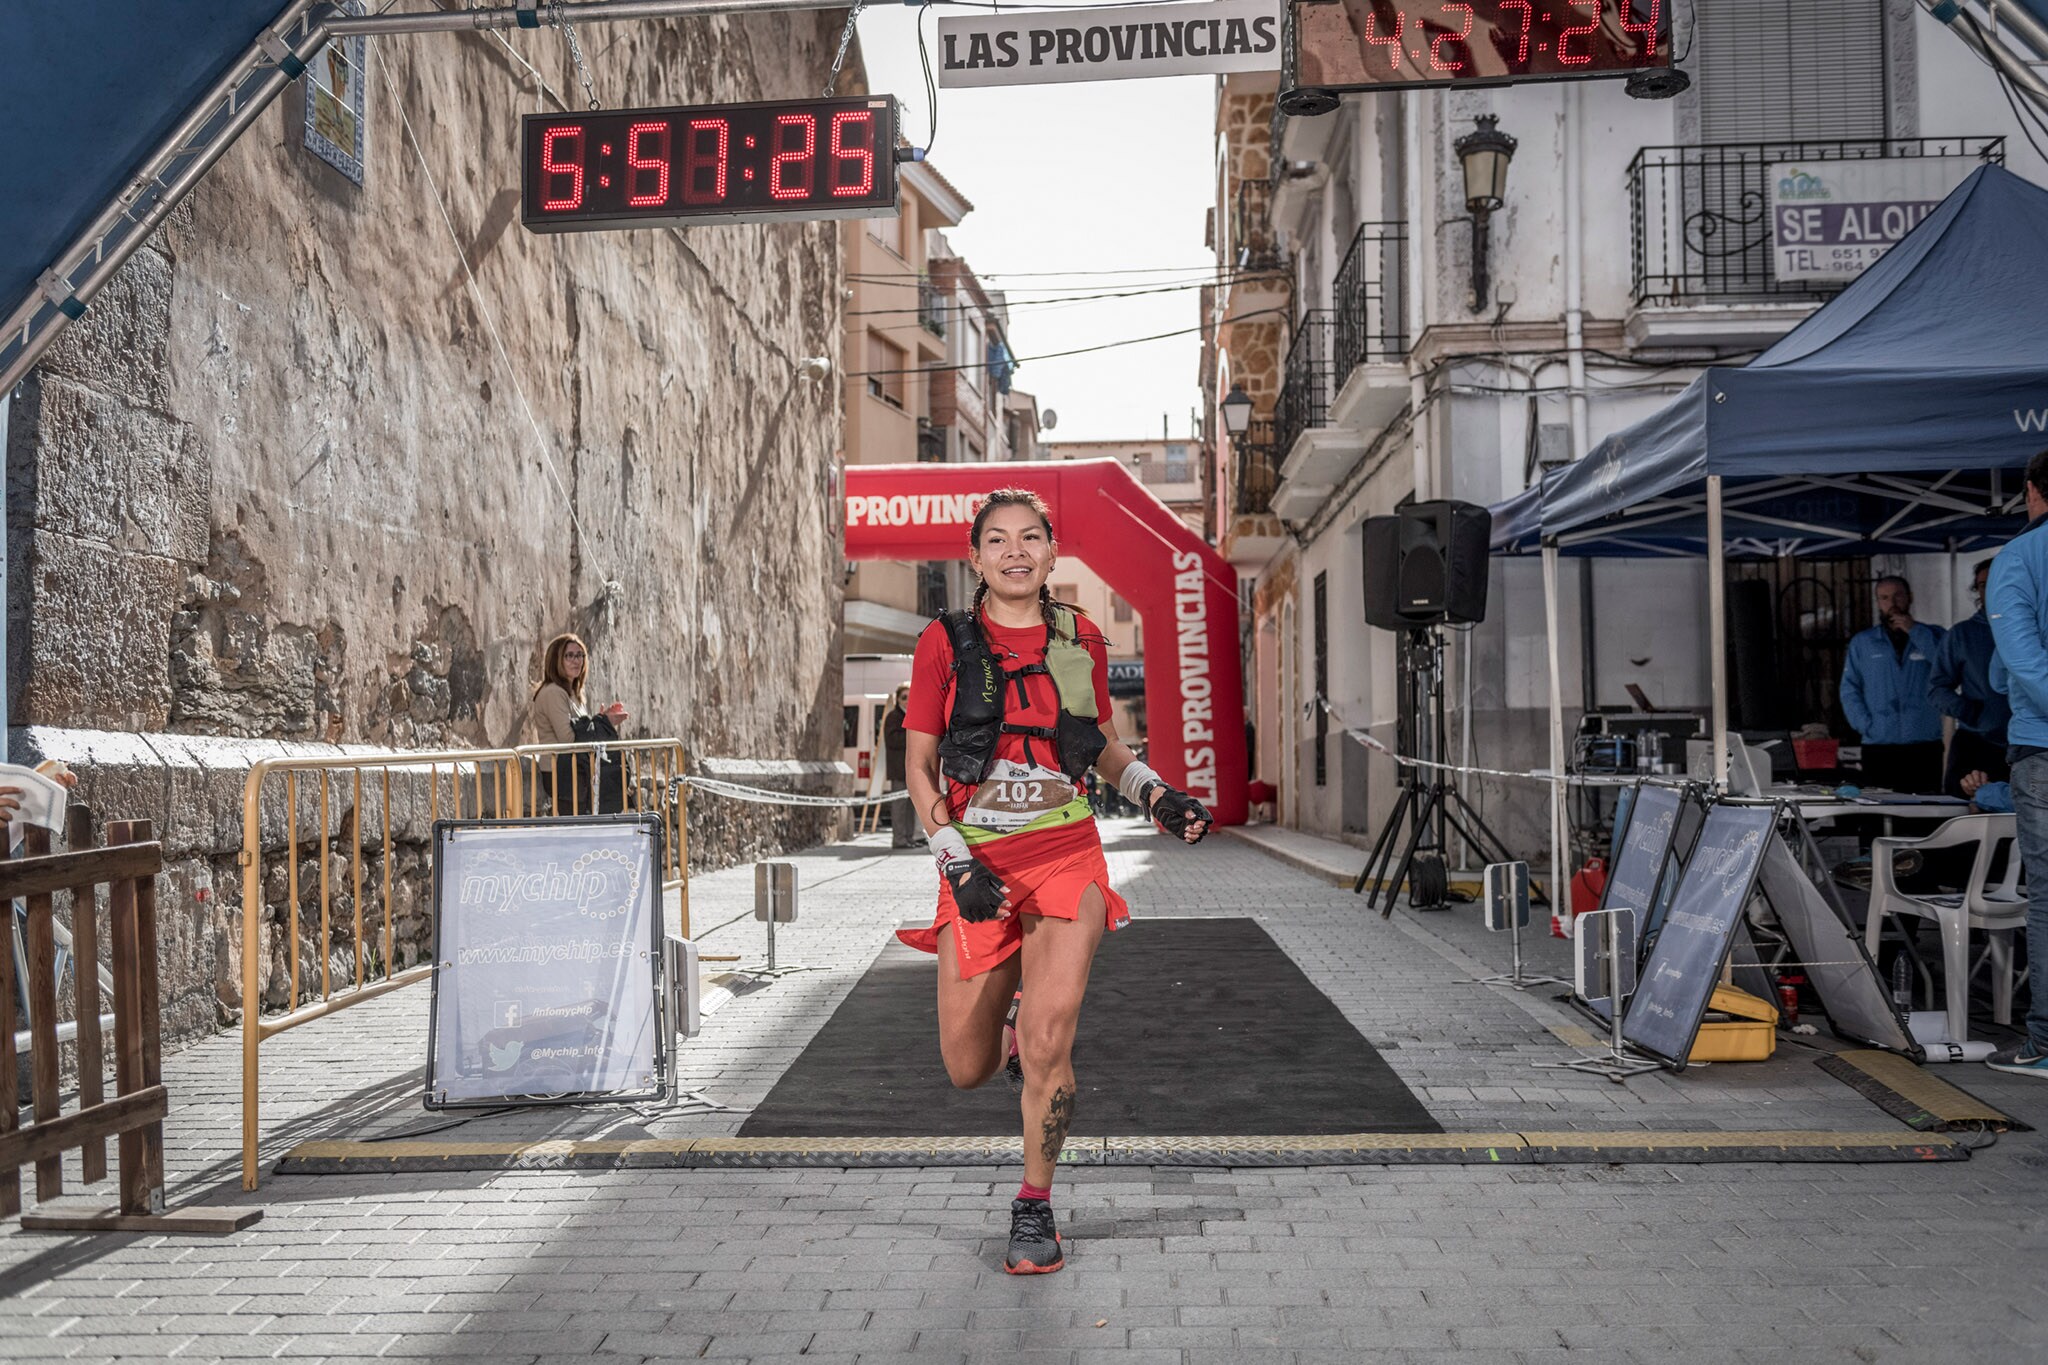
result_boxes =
[936,0,1280,88]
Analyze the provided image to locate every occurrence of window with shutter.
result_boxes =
[1695,0,1887,143]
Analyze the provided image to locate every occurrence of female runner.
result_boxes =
[898,489,1211,1275]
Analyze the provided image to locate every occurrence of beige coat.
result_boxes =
[528,681,587,745]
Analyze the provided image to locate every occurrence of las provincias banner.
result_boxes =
[843,459,1248,826]
[936,0,1281,88]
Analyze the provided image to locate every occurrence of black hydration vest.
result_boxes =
[935,606,1108,787]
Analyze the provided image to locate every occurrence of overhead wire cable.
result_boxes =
[376,49,619,585]
[916,0,940,153]
[845,307,1285,377]
[845,276,1237,318]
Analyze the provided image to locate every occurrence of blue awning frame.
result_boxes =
[0,1,327,396]
[0,0,859,398]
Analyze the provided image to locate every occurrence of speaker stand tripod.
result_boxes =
[1355,628,1540,919]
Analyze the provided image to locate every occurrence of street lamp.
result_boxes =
[1219,383,1254,438]
[1454,115,1517,312]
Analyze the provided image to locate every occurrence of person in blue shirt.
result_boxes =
[1930,557,2012,798]
[1840,575,1946,793]
[1985,446,2048,1079]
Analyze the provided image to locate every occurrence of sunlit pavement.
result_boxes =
[2,820,2044,1362]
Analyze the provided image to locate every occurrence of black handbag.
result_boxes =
[569,713,627,814]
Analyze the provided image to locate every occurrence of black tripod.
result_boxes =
[1355,627,1533,918]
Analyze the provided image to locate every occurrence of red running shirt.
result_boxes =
[905,609,1113,863]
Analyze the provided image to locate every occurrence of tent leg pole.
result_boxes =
[1708,475,1728,792]
[1543,543,1568,917]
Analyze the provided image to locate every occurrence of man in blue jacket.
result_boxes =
[1840,576,1946,793]
[1985,447,2048,1079]
[1930,557,2011,797]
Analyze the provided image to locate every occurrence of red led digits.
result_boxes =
[1429,3,1473,73]
[540,125,585,211]
[1361,7,1403,69]
[626,121,671,207]
[770,114,817,200]
[829,110,875,198]
[1499,0,1534,66]
[682,118,729,203]
[1618,0,1659,55]
[1558,0,1601,65]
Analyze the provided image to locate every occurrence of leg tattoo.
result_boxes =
[1040,1084,1076,1164]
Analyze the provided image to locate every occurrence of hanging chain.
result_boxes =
[823,1,867,96]
[549,0,602,110]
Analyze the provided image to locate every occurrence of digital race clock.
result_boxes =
[1293,0,1670,92]
[521,95,900,233]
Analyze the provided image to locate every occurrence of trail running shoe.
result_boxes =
[1986,1041,2048,1078]
[1005,1198,1063,1275]
[1004,990,1024,1088]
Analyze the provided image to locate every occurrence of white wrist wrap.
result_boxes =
[929,825,971,870]
[1118,761,1162,808]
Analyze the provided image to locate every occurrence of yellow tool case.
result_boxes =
[1687,985,1780,1063]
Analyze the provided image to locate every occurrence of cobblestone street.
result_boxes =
[2,821,2045,1363]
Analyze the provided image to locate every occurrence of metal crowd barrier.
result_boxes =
[239,737,688,1190]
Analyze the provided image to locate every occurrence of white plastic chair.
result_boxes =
[1969,830,2030,1027]
[1864,813,2028,1057]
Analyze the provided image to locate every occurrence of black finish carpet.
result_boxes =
[739,917,1441,1137]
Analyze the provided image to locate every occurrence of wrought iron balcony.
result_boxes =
[918,275,947,335]
[1274,311,1338,459]
[1233,178,1285,273]
[1232,418,1282,518]
[1629,137,2004,306]
[1333,222,1407,370]
[917,418,945,463]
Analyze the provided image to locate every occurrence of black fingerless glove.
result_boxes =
[944,858,1012,923]
[930,827,1010,922]
[1147,785,1213,843]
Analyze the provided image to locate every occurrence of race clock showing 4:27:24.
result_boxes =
[522,95,900,233]
[1293,0,1671,91]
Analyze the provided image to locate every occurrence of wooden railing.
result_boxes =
[1,811,257,1233]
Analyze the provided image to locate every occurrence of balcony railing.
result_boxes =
[1629,137,2004,305]
[1333,222,1407,369]
[1232,418,1282,518]
[917,418,945,462]
[918,275,947,335]
[1274,311,1338,459]
[1234,178,1284,273]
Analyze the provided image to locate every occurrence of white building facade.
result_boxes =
[1209,1,2048,863]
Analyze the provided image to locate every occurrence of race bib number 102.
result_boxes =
[961,758,1077,832]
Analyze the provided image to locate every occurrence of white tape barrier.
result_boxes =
[1308,697,1693,791]
[678,775,907,810]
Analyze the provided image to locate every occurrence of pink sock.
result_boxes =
[1017,1180,1051,1203]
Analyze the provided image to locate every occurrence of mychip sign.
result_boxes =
[426,817,667,1108]
[1769,157,1980,283]
[936,0,1280,88]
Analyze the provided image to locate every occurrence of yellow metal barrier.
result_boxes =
[239,739,690,1190]
[510,739,690,915]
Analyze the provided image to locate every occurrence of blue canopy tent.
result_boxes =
[1491,163,2048,881]
[1542,164,2048,561]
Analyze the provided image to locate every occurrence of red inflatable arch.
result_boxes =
[844,459,1246,826]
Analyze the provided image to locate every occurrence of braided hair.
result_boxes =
[969,488,1062,634]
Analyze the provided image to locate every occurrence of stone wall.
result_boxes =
[6,16,856,1042]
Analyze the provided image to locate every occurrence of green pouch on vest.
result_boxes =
[1044,609,1099,721]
